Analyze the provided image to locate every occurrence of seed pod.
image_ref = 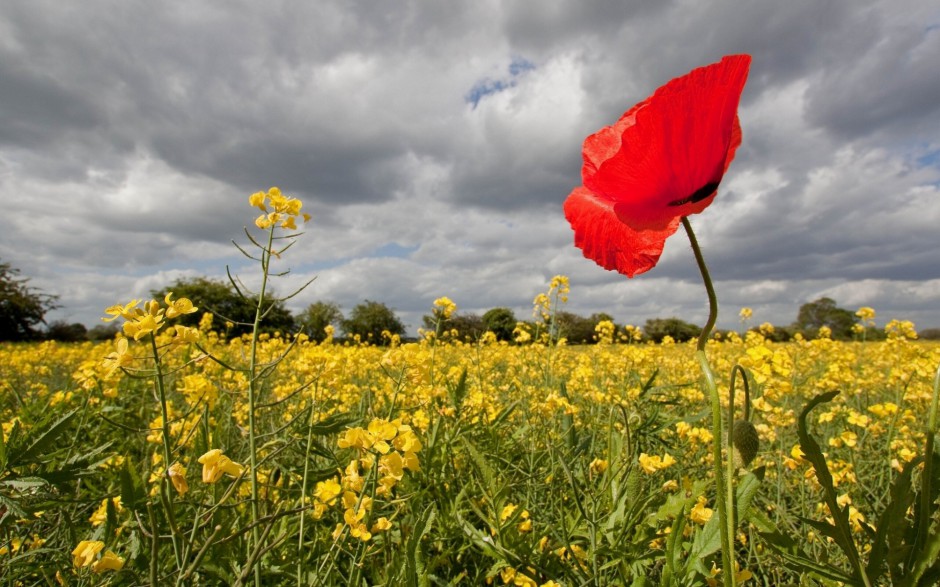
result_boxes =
[732,420,760,468]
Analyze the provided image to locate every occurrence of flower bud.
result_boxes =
[732,420,760,468]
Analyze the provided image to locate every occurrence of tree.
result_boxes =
[447,313,486,341]
[151,277,296,337]
[341,300,405,345]
[298,301,343,342]
[643,317,701,343]
[482,307,517,342]
[552,311,616,344]
[421,311,485,342]
[551,311,592,344]
[88,323,121,341]
[45,321,88,342]
[0,260,59,342]
[793,297,856,340]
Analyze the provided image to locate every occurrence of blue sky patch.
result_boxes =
[465,57,536,108]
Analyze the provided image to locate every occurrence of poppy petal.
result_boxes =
[564,187,679,278]
[583,54,750,231]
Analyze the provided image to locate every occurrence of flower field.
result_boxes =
[2,299,939,585]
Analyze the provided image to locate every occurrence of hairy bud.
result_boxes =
[732,420,760,468]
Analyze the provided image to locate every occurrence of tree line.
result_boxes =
[1,260,935,343]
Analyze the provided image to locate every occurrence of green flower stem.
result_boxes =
[682,216,734,587]
[149,334,184,573]
[917,363,940,552]
[245,226,276,586]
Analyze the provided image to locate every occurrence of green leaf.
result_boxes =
[0,477,48,491]
[307,411,358,435]
[735,466,764,524]
[868,455,919,581]
[7,409,77,467]
[897,524,940,587]
[0,493,29,523]
[797,390,868,584]
[0,423,7,470]
[403,505,436,587]
[120,460,147,513]
[460,437,497,497]
[448,368,468,414]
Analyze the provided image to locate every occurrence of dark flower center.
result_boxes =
[668,181,720,207]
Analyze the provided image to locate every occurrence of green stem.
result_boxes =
[916,363,940,553]
[246,227,276,586]
[682,216,735,587]
[150,334,184,573]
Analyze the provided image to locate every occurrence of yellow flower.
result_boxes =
[72,540,104,568]
[589,458,608,476]
[337,427,375,451]
[344,507,372,541]
[855,306,876,323]
[433,297,457,319]
[500,503,518,523]
[379,451,405,481]
[102,300,140,322]
[197,449,244,484]
[638,452,676,474]
[168,462,188,495]
[739,307,753,320]
[315,478,342,505]
[393,428,423,453]
[255,214,275,229]
[164,293,198,319]
[92,550,125,573]
[102,337,133,377]
[89,497,123,526]
[123,313,165,340]
[690,496,713,525]
[249,191,268,211]
[172,325,200,344]
[371,517,393,533]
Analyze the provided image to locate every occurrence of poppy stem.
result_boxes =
[682,216,718,352]
[682,216,736,587]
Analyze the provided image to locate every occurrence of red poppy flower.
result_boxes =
[564,54,751,277]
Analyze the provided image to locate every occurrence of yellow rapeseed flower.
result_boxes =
[72,540,104,568]
[638,452,676,474]
[690,496,713,525]
[102,300,140,322]
[168,462,189,495]
[92,550,125,573]
[197,449,244,484]
[89,497,122,527]
[164,293,198,319]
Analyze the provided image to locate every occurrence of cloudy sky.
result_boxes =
[2,0,939,336]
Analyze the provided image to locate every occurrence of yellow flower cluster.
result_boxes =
[638,452,677,474]
[325,418,422,542]
[198,448,245,484]
[71,540,124,573]
[102,293,198,341]
[433,296,457,320]
[250,186,311,230]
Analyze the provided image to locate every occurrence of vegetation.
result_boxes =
[340,299,406,345]
[1,299,937,585]
[0,260,58,342]
[151,277,296,337]
[298,301,343,343]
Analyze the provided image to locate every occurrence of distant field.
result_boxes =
[1,329,938,585]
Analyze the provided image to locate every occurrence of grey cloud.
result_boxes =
[3,0,940,334]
